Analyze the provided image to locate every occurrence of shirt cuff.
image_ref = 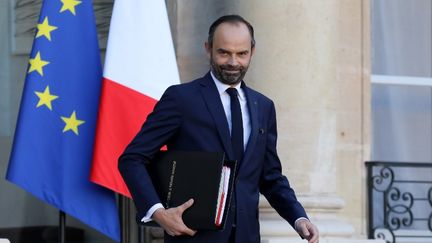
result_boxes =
[140,203,164,223]
[294,217,309,231]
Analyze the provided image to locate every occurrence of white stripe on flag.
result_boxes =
[103,0,180,100]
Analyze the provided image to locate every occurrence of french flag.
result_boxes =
[91,0,180,197]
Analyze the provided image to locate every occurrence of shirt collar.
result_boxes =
[210,71,246,101]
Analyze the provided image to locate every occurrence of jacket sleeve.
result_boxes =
[118,85,182,219]
[259,101,308,227]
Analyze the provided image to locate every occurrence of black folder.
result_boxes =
[141,150,237,230]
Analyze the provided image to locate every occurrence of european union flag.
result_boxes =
[6,0,120,241]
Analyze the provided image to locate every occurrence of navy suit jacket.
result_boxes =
[118,72,307,243]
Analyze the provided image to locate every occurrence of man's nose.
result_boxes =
[228,55,239,66]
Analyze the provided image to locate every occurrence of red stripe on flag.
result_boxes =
[91,78,157,197]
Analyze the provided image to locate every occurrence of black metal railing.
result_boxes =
[366,161,432,243]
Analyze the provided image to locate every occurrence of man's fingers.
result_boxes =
[308,224,319,242]
[300,226,311,239]
[296,220,311,239]
[170,224,196,237]
[182,226,197,236]
[296,220,319,242]
[178,198,194,213]
[168,199,196,236]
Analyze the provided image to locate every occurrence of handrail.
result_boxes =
[366,161,432,243]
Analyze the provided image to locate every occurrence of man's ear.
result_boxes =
[204,42,211,58]
[251,46,256,57]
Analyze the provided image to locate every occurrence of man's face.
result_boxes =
[206,22,255,86]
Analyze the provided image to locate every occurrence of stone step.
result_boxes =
[263,238,385,243]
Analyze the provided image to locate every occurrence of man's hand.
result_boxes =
[296,218,319,243]
[152,198,197,237]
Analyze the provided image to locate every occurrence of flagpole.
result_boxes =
[138,225,145,243]
[59,210,65,243]
[119,195,130,243]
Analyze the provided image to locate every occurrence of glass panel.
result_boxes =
[371,84,432,162]
[371,0,432,77]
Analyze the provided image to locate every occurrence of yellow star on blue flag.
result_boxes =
[28,51,49,76]
[34,85,58,110]
[36,17,58,41]
[6,0,120,241]
[60,0,82,15]
[61,111,85,135]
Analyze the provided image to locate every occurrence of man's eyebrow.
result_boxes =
[216,48,230,53]
[216,48,249,54]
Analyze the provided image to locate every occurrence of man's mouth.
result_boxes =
[222,69,241,74]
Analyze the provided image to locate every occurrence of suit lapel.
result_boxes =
[242,84,259,168]
[199,73,234,159]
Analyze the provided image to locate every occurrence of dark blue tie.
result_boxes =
[226,88,244,162]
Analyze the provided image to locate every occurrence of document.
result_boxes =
[143,150,237,230]
[215,166,231,226]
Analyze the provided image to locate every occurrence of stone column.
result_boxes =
[231,0,375,242]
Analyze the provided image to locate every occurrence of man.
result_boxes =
[119,15,319,243]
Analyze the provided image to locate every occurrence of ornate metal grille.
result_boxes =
[366,161,432,243]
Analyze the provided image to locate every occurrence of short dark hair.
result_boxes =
[207,15,255,48]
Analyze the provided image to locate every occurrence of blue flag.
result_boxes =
[6,0,120,241]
